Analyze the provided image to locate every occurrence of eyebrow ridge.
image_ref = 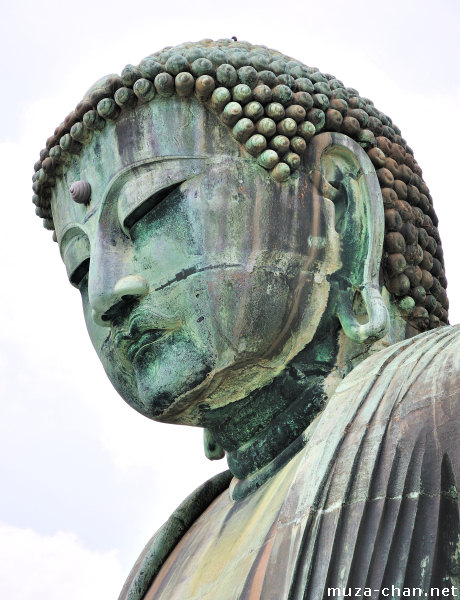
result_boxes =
[102,155,209,208]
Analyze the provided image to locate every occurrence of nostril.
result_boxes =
[91,308,109,328]
[90,275,149,327]
[101,302,124,323]
[101,298,137,323]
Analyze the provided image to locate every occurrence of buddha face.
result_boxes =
[51,98,340,425]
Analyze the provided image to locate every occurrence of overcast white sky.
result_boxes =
[1,1,459,598]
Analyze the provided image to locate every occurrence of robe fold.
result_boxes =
[119,325,460,600]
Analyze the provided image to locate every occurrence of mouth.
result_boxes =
[112,308,180,364]
[126,329,169,362]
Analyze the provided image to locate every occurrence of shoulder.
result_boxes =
[339,324,460,400]
[285,327,460,596]
[118,469,232,600]
[334,324,460,466]
[325,325,460,469]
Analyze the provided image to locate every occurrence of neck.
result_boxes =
[202,325,339,496]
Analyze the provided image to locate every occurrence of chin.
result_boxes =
[132,330,213,420]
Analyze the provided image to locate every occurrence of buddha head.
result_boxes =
[32,39,448,432]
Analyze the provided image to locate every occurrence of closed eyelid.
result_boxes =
[60,226,91,286]
[123,179,186,230]
[116,157,207,233]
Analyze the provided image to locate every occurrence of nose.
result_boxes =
[88,232,149,326]
[90,274,149,327]
[91,274,149,326]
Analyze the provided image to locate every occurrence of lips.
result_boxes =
[111,308,180,364]
[126,329,168,362]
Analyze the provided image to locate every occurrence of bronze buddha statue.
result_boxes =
[32,39,459,599]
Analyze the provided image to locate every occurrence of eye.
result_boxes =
[124,180,185,231]
[62,232,91,288]
[70,258,90,287]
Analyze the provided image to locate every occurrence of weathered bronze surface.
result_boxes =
[33,39,459,599]
[139,327,460,599]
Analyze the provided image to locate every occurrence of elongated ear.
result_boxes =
[306,133,389,343]
[203,428,225,460]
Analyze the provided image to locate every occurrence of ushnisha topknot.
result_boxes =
[31,38,448,330]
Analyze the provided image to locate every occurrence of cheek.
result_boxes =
[132,329,213,418]
[190,269,292,365]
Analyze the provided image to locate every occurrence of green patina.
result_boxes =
[51,90,392,488]
[34,39,449,332]
[36,39,460,600]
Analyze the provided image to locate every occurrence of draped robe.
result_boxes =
[119,325,460,600]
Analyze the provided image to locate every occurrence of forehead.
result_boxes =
[51,97,242,241]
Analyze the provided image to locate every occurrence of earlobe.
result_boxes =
[306,133,390,344]
[204,428,225,461]
[336,283,389,343]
